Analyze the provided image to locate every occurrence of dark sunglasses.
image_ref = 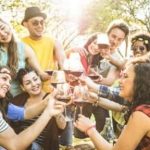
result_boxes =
[31,20,45,26]
[131,46,146,51]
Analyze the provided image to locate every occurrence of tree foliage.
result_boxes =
[0,0,149,49]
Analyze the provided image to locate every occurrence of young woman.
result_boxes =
[10,68,66,150]
[0,66,65,149]
[75,62,150,150]
[65,33,110,139]
[0,18,49,96]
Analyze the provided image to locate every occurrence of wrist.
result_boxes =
[85,125,96,135]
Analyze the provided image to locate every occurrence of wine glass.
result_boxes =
[55,83,72,121]
[73,85,88,114]
[51,70,66,88]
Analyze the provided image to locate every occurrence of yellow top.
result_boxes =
[22,36,57,93]
[22,36,57,70]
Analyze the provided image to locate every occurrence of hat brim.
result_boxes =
[21,12,47,26]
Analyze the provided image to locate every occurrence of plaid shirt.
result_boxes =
[99,85,127,105]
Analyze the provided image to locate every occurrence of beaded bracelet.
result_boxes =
[85,125,96,135]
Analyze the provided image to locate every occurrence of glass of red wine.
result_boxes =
[55,83,72,121]
[73,85,88,114]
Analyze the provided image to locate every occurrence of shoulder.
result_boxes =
[128,110,150,130]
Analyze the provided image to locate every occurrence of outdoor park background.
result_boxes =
[0,0,150,57]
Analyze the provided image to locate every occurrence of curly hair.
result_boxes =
[131,33,150,52]
[132,63,150,107]
[125,63,150,122]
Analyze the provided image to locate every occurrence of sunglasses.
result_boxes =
[131,46,146,51]
[31,20,45,26]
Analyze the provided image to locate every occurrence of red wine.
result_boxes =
[69,71,83,77]
[45,70,53,76]
[64,70,70,74]
[51,83,57,88]
[88,74,99,80]
[74,100,86,107]
[51,82,65,88]
[56,95,71,103]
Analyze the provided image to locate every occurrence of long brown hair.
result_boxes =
[0,18,18,74]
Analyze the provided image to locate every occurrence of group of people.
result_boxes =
[0,5,150,150]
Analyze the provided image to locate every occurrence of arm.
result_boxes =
[99,67,119,86]
[54,40,66,69]
[108,56,126,70]
[0,97,65,150]
[75,111,150,150]
[80,75,121,102]
[54,113,66,129]
[7,97,48,121]
[74,115,112,150]
[24,100,48,119]
[24,44,50,81]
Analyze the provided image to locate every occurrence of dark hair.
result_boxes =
[0,66,13,122]
[0,18,19,74]
[125,63,150,124]
[132,63,150,107]
[17,68,36,85]
[131,33,150,52]
[84,33,102,67]
[107,19,129,38]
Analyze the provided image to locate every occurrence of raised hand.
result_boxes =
[46,96,66,117]
[74,114,95,133]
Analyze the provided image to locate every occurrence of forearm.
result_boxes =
[87,128,112,150]
[109,57,125,70]
[24,100,47,119]
[88,81,100,93]
[15,109,52,149]
[55,113,66,129]
[97,97,125,112]
[54,40,66,69]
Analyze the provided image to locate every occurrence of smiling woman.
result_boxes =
[75,62,150,150]
[0,18,49,97]
[10,68,66,150]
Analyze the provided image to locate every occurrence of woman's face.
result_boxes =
[0,68,11,98]
[119,64,135,101]
[132,40,148,57]
[87,39,100,55]
[0,21,12,43]
[22,71,42,96]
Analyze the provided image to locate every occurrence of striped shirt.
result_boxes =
[0,113,9,133]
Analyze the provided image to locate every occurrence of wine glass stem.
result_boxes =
[80,106,83,114]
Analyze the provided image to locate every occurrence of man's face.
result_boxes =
[108,28,125,52]
[24,16,45,39]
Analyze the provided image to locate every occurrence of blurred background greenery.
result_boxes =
[0,0,150,54]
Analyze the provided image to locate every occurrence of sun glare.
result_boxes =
[60,0,90,21]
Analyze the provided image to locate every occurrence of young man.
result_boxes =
[97,19,129,86]
[21,6,66,92]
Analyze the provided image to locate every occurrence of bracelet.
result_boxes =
[85,125,96,135]
[94,95,100,106]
